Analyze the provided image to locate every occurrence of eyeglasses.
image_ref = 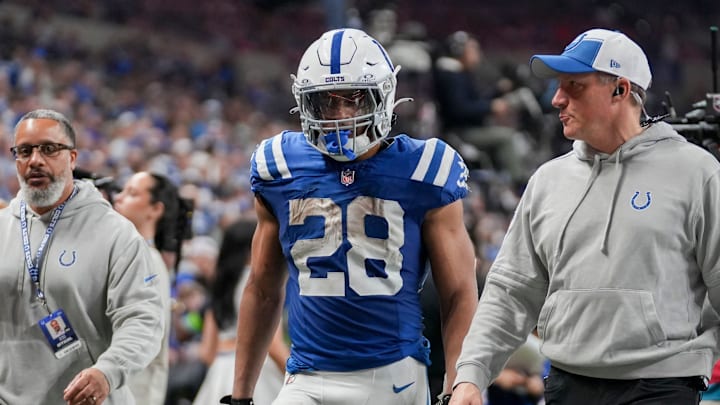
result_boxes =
[10,143,75,161]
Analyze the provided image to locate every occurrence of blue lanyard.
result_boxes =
[20,186,77,307]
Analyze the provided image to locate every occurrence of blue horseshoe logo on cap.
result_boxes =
[564,33,587,52]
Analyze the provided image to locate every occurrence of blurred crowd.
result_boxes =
[0,1,718,403]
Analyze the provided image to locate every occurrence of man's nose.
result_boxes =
[551,88,567,109]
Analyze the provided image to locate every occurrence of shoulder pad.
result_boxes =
[252,131,315,181]
[407,137,469,190]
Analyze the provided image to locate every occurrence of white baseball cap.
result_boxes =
[530,28,652,90]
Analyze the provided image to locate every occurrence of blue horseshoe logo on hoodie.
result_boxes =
[59,250,77,266]
[630,191,651,210]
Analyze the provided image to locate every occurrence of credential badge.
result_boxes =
[340,169,355,186]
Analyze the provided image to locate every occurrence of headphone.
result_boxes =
[612,85,625,97]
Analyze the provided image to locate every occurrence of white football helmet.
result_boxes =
[292,28,407,161]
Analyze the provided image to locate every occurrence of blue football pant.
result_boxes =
[271,356,430,405]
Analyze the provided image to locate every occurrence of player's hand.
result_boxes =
[63,367,110,404]
[448,382,484,405]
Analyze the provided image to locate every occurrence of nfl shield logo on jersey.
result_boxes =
[340,169,355,186]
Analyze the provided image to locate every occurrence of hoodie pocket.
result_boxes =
[538,289,667,366]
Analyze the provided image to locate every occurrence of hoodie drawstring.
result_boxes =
[556,154,603,255]
[600,150,623,254]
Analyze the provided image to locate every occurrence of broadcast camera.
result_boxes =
[661,26,720,161]
[72,168,121,202]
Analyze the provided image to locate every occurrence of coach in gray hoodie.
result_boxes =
[0,109,164,404]
[450,29,720,405]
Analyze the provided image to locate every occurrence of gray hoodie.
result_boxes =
[456,122,720,391]
[0,180,164,404]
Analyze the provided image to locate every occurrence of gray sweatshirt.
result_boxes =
[456,122,720,391]
[0,180,164,404]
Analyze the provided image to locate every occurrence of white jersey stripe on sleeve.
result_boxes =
[272,134,292,179]
[255,139,273,180]
[411,138,438,182]
[433,143,454,186]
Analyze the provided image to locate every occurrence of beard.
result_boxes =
[18,167,70,209]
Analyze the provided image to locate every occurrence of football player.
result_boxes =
[225,28,478,405]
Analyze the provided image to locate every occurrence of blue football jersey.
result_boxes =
[250,131,469,372]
